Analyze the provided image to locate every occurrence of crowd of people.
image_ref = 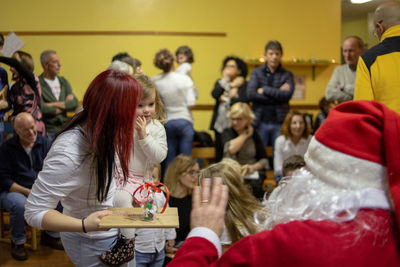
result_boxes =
[0,0,399,266]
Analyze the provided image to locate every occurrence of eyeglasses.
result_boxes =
[230,117,244,122]
[186,169,200,176]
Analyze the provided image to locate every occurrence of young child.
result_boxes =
[134,163,175,267]
[101,74,172,266]
[175,45,198,99]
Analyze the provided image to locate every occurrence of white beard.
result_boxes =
[257,168,390,230]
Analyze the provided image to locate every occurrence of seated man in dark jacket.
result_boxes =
[0,112,62,261]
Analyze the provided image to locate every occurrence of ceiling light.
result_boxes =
[350,0,372,4]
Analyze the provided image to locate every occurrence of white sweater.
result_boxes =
[25,126,118,239]
[152,72,195,123]
[129,119,167,174]
[274,135,312,176]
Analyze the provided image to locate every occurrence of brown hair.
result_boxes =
[282,155,306,176]
[175,45,194,63]
[164,154,197,197]
[199,158,267,243]
[134,74,165,123]
[280,110,311,140]
[154,49,174,73]
[14,51,35,72]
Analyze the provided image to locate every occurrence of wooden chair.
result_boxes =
[265,146,276,186]
[0,208,38,250]
[192,147,216,168]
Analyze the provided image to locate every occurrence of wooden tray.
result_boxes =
[99,207,179,228]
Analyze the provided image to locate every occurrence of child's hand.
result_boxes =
[165,239,178,253]
[135,116,148,139]
[230,76,244,88]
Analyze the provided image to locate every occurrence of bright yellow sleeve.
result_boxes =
[354,58,374,100]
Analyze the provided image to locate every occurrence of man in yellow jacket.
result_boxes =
[354,1,400,113]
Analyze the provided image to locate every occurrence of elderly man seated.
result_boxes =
[0,113,62,261]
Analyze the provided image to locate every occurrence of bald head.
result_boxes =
[374,1,400,38]
[14,112,37,148]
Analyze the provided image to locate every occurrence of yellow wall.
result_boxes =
[342,15,379,49]
[0,0,341,132]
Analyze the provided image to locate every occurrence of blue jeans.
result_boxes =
[0,121,4,145]
[0,192,27,245]
[60,232,117,267]
[164,119,194,170]
[256,122,281,148]
[135,249,165,267]
[0,192,63,244]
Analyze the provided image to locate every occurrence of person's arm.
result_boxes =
[60,77,79,111]
[211,80,225,100]
[247,69,273,104]
[227,126,253,155]
[39,80,60,115]
[326,66,353,102]
[184,76,196,107]
[354,57,374,101]
[0,56,37,96]
[231,81,248,105]
[10,182,30,196]
[137,121,168,163]
[41,209,111,232]
[168,178,228,266]
[24,134,111,232]
[259,72,294,103]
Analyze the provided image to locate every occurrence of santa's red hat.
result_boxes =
[305,101,400,226]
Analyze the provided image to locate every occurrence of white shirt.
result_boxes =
[274,135,312,176]
[152,72,195,123]
[175,63,192,76]
[25,126,118,239]
[129,119,167,174]
[44,77,61,100]
[134,192,176,253]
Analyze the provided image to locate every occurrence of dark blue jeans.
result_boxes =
[164,119,194,170]
[256,122,281,148]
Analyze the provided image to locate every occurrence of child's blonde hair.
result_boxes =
[134,74,165,123]
[152,163,162,182]
[199,158,268,243]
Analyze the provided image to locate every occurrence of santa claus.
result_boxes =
[168,100,400,266]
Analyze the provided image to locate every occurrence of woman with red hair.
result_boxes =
[24,70,142,266]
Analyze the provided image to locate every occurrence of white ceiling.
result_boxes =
[342,0,387,21]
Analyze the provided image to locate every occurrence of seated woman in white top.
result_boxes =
[24,70,142,266]
[274,111,312,182]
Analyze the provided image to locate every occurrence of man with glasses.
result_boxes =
[354,1,400,113]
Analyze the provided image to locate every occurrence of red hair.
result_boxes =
[62,70,142,201]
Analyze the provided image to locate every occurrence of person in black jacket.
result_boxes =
[247,41,294,148]
[210,56,248,162]
[0,113,58,261]
[221,103,270,199]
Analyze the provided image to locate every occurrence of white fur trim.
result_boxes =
[188,227,222,257]
[305,137,388,191]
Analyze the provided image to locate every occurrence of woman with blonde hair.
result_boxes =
[199,158,267,245]
[221,102,269,199]
[274,110,312,182]
[163,154,200,263]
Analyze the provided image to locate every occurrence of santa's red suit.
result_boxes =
[168,101,400,267]
[170,209,399,266]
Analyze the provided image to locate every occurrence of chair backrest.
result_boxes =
[192,147,216,168]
